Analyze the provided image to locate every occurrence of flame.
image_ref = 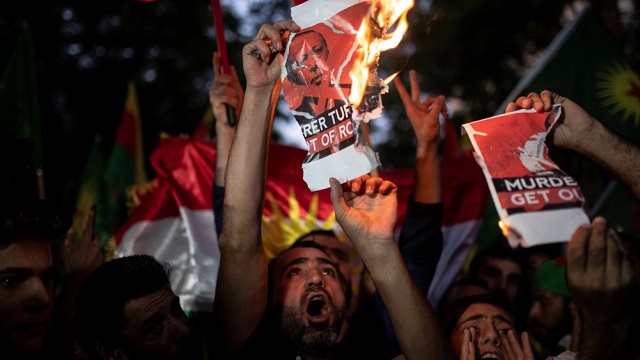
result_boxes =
[498,220,510,238]
[348,0,414,109]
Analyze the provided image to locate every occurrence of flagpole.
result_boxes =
[211,0,237,126]
[494,5,591,115]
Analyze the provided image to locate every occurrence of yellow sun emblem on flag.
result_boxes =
[597,62,640,127]
[261,187,346,259]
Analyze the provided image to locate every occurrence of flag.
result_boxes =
[104,81,149,236]
[114,136,489,312]
[477,4,640,249]
[72,137,110,248]
[496,5,640,138]
[0,22,42,166]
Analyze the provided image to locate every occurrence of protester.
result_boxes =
[213,19,450,359]
[437,278,491,322]
[444,294,535,360]
[526,257,575,358]
[519,243,564,284]
[75,254,199,360]
[466,241,523,309]
[0,137,101,359]
[209,32,448,356]
[0,199,69,359]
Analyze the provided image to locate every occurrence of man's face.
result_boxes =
[474,257,521,305]
[450,303,516,360]
[273,247,347,355]
[523,252,551,282]
[297,234,351,291]
[0,237,54,356]
[527,287,571,341]
[118,285,196,360]
[288,32,329,86]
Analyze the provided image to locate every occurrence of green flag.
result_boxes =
[104,81,149,236]
[0,22,42,166]
[497,5,640,140]
[473,4,640,253]
[73,137,110,247]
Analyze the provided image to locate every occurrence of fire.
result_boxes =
[348,0,414,111]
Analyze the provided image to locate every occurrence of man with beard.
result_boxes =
[213,20,450,360]
[526,257,575,359]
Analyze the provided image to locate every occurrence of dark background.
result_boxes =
[1,0,638,217]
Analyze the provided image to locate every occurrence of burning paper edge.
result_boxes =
[461,106,590,248]
[500,209,590,248]
[302,143,380,191]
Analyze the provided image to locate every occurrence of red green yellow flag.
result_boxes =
[104,81,149,235]
[73,137,110,246]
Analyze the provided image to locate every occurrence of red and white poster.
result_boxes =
[462,106,589,248]
[282,0,382,191]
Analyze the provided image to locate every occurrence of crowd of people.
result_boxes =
[1,17,639,360]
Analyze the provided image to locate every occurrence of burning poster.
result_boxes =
[462,106,589,248]
[282,0,411,191]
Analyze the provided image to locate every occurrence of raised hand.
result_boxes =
[210,51,244,123]
[459,328,476,360]
[243,20,300,88]
[329,175,397,256]
[504,90,597,152]
[393,69,447,152]
[567,217,636,322]
[63,209,103,279]
[502,330,535,360]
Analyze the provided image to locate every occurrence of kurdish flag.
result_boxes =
[73,137,110,247]
[497,4,640,139]
[114,137,489,312]
[104,81,149,236]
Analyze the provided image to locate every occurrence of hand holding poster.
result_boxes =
[462,106,589,248]
[283,0,409,191]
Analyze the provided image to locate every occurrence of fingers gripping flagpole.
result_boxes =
[211,0,237,126]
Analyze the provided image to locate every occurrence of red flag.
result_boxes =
[115,137,488,311]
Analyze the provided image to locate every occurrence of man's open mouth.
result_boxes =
[305,294,330,322]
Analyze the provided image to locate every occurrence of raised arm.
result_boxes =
[210,51,241,237]
[394,69,445,203]
[394,69,445,291]
[566,216,639,359]
[506,90,640,198]
[359,70,446,358]
[210,51,242,188]
[330,175,451,360]
[213,20,300,353]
